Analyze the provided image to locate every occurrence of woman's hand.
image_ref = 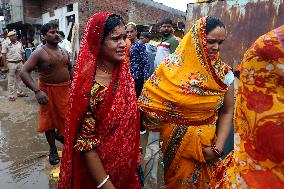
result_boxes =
[137,146,143,164]
[101,180,116,189]
[202,147,221,162]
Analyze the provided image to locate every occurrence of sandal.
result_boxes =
[17,92,28,97]
[49,151,60,165]
[8,97,16,101]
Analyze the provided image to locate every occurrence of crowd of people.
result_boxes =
[0,10,283,189]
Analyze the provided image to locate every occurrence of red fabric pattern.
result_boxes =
[244,121,284,163]
[58,12,141,189]
[243,87,273,114]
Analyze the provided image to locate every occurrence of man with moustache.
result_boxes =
[154,18,179,68]
[2,31,27,101]
[20,21,73,165]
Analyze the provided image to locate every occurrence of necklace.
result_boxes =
[97,64,113,74]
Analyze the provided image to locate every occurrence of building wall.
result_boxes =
[23,0,42,24]
[42,2,80,51]
[21,0,185,51]
[186,0,284,67]
[23,0,41,18]
[4,0,24,24]
[130,0,185,25]
[38,0,185,34]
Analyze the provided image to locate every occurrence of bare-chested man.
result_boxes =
[20,21,73,165]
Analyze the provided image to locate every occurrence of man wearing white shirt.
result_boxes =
[57,31,72,54]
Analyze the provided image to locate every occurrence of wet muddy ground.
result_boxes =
[0,78,60,189]
[0,78,160,189]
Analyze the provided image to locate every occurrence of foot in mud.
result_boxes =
[49,149,60,165]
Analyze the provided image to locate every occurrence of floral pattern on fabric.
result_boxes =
[58,12,141,189]
[180,72,208,95]
[148,73,162,88]
[163,50,184,68]
[130,40,149,80]
[138,17,232,189]
[210,25,284,189]
[74,82,107,152]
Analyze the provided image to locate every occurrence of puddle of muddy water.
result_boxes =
[0,91,62,189]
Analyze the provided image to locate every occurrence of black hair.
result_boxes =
[205,16,225,34]
[160,18,173,26]
[140,32,151,39]
[234,70,240,79]
[57,31,65,38]
[40,21,59,36]
[102,14,124,41]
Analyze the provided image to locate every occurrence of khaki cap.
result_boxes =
[7,31,16,37]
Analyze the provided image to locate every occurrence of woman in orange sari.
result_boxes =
[210,25,284,189]
[138,16,234,188]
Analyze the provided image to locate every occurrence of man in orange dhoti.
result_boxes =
[20,21,73,165]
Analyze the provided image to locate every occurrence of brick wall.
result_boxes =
[131,2,185,25]
[23,0,185,38]
[23,0,41,18]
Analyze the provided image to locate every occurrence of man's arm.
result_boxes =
[64,49,73,80]
[1,43,7,69]
[22,52,25,63]
[2,53,7,68]
[21,43,25,63]
[20,50,40,92]
[21,49,49,105]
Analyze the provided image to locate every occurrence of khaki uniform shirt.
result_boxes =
[1,37,11,46]
[2,41,24,62]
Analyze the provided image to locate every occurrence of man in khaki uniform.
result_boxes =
[2,31,27,101]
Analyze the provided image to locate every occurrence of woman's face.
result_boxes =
[126,25,137,42]
[206,26,226,60]
[100,24,127,63]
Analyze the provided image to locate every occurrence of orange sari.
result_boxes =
[138,17,232,188]
[210,25,284,188]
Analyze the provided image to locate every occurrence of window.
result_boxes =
[67,4,73,12]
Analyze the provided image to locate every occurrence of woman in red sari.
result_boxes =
[58,12,141,189]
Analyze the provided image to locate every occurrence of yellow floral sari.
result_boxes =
[138,17,231,188]
[210,25,284,188]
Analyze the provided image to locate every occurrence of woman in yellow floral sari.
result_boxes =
[210,25,284,189]
[138,16,234,188]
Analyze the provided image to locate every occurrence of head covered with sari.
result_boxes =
[210,25,284,188]
[138,16,231,129]
[58,12,140,189]
[138,16,232,188]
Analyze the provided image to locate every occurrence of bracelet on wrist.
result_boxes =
[139,146,143,153]
[97,175,110,188]
[211,144,223,157]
